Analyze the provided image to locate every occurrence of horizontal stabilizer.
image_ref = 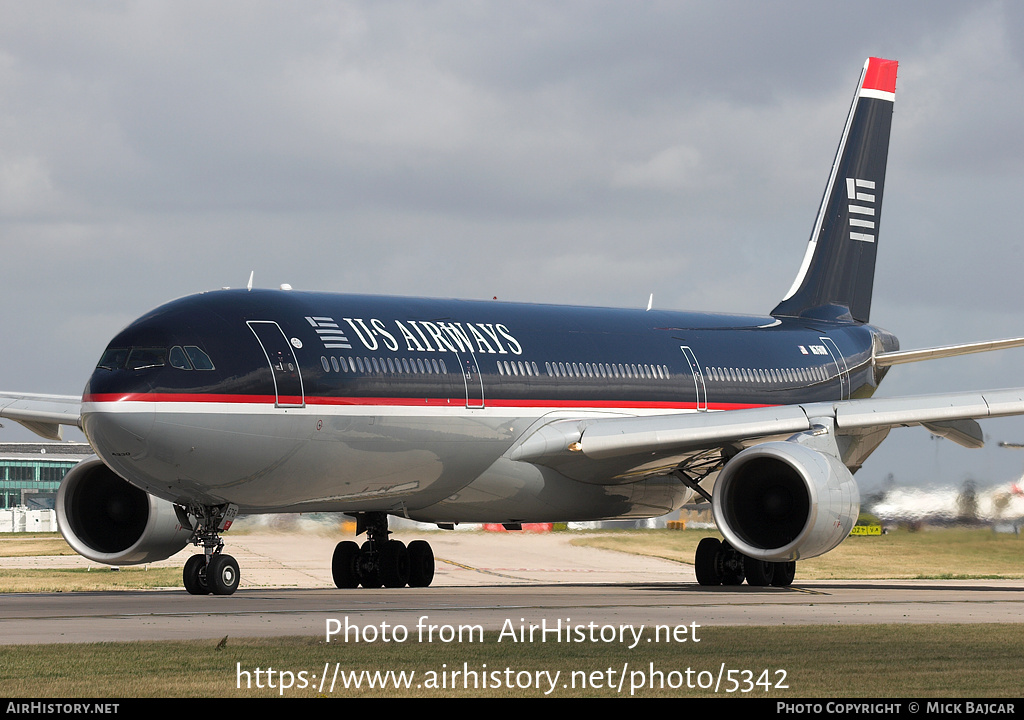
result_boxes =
[875,336,1024,366]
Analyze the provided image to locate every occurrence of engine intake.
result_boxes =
[712,440,859,561]
[56,456,191,565]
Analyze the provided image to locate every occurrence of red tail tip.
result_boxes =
[863,57,898,94]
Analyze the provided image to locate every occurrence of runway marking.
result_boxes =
[436,557,540,581]
[785,586,829,596]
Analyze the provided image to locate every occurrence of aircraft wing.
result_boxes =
[509,388,1024,482]
[0,392,83,441]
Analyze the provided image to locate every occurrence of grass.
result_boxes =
[0,566,183,592]
[570,526,1024,580]
[0,532,77,557]
[1,624,1021,698]
[0,532,183,591]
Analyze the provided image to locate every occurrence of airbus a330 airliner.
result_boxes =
[4,57,1024,595]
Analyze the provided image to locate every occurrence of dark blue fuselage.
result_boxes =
[84,289,898,412]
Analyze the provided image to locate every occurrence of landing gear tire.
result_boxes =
[720,540,745,585]
[743,556,775,586]
[695,537,723,586]
[180,502,239,596]
[358,541,382,588]
[695,538,791,587]
[183,554,209,595]
[379,540,410,588]
[770,560,796,587]
[722,568,745,585]
[407,540,435,587]
[332,541,360,589]
[207,554,240,595]
[340,512,435,589]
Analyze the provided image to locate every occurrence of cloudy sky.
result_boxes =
[2,2,1024,493]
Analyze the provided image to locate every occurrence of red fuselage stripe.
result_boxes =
[82,392,769,412]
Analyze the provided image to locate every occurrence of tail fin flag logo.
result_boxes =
[846,178,877,243]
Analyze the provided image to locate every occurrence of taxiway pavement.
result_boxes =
[2,530,1023,645]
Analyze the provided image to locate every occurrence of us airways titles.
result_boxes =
[306,315,524,356]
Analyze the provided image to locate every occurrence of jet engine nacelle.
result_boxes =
[56,456,191,565]
[712,440,859,562]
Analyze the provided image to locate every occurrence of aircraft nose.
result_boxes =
[82,397,155,462]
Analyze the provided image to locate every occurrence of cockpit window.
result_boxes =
[96,348,129,371]
[126,347,167,370]
[169,346,192,370]
[96,345,216,371]
[184,346,215,370]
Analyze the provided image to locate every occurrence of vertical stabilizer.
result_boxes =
[772,58,897,324]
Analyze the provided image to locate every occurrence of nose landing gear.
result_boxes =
[179,503,241,596]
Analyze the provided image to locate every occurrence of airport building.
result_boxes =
[0,442,91,511]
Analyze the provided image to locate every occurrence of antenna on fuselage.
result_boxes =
[646,293,653,311]
[247,271,254,292]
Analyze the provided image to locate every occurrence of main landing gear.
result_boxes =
[332,512,435,589]
[694,537,795,587]
[180,503,241,596]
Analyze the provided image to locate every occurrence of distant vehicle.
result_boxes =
[868,479,1024,526]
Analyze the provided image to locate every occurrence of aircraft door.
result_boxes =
[453,351,484,409]
[819,336,851,400]
[247,321,305,408]
[433,324,485,408]
[680,346,708,411]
